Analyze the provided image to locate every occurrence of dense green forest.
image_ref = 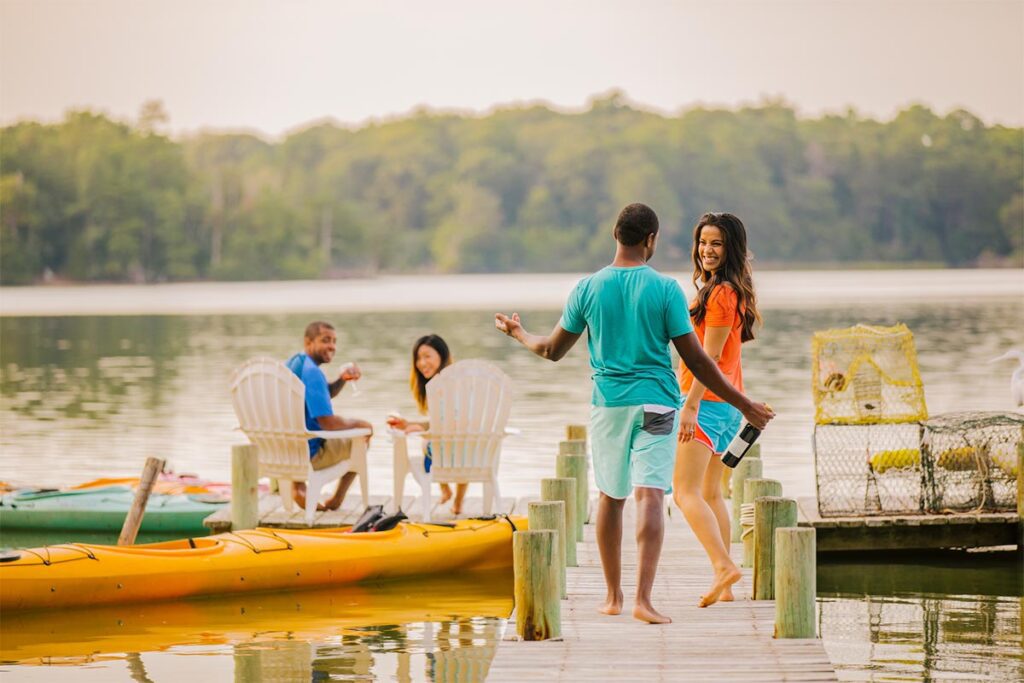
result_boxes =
[1,94,1021,284]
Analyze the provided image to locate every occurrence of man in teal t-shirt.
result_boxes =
[495,203,773,625]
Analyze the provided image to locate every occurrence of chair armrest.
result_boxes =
[504,427,521,436]
[307,428,372,440]
[388,428,431,438]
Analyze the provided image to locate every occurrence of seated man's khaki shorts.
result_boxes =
[310,438,353,471]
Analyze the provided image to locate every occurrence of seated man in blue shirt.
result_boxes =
[285,320,374,511]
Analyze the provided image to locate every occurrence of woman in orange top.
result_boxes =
[673,212,762,607]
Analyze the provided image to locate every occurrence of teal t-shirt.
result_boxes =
[559,265,693,408]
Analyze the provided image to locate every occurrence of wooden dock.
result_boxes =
[203,493,522,532]
[795,497,1020,552]
[487,500,837,682]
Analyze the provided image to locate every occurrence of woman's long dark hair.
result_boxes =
[689,212,761,342]
[410,334,452,414]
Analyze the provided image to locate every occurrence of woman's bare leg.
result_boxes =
[439,483,453,504]
[672,440,741,607]
[452,483,468,515]
[701,455,734,601]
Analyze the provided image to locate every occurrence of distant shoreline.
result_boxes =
[1,269,1020,318]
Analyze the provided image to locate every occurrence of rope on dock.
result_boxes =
[740,502,756,540]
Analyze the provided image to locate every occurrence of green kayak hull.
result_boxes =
[0,486,226,533]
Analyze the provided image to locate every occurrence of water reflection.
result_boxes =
[818,551,1023,681]
[0,570,512,682]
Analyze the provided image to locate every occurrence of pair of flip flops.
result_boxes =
[350,505,407,533]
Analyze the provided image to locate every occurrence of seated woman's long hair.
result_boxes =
[410,334,452,414]
[689,212,762,342]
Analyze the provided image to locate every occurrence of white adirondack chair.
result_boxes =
[391,359,515,521]
[230,357,372,526]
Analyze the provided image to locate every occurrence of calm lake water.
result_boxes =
[1,269,1022,681]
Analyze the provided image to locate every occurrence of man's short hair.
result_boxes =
[613,203,659,246]
[304,320,335,340]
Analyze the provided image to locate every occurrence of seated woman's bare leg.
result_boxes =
[452,483,469,515]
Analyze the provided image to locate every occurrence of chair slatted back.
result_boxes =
[426,360,512,482]
[230,357,310,480]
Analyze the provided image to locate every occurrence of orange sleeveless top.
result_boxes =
[678,284,743,402]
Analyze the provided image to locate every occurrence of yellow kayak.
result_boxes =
[0,516,525,611]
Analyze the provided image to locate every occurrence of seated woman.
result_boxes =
[386,334,469,515]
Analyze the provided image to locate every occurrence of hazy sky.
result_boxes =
[2,0,1021,137]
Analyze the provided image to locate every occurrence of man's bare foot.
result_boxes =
[633,601,672,624]
[699,566,742,608]
[598,591,623,615]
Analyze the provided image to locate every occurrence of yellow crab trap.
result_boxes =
[811,324,1020,516]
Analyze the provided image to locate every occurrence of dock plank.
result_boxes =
[487,500,837,682]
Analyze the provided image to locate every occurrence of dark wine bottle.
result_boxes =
[721,422,761,468]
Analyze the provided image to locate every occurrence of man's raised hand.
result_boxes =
[494,312,522,339]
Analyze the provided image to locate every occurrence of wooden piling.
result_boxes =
[541,477,577,567]
[566,424,587,442]
[774,527,816,639]
[231,444,260,531]
[730,456,763,542]
[741,478,782,568]
[528,501,567,599]
[513,530,561,640]
[556,454,587,535]
[753,496,798,600]
[559,440,586,456]
[117,456,166,546]
[721,443,760,499]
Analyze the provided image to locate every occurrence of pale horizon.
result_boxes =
[2,0,1022,138]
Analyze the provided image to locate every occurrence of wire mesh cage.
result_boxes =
[812,322,1023,516]
[812,324,928,426]
[814,422,926,516]
[812,323,930,516]
[922,411,1023,513]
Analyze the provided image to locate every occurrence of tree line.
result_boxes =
[2,93,1021,285]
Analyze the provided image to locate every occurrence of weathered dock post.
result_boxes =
[541,477,577,566]
[753,496,798,600]
[559,440,586,456]
[730,455,763,542]
[513,530,561,640]
[231,444,260,531]
[741,478,782,567]
[118,456,166,546]
[774,527,816,638]
[556,453,587,538]
[721,443,759,499]
[528,501,567,599]
[566,424,587,442]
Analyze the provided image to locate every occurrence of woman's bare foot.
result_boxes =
[633,600,672,624]
[720,586,735,602]
[699,566,742,607]
[439,484,453,504]
[451,502,462,515]
[598,591,623,615]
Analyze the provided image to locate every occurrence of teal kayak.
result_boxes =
[0,486,226,534]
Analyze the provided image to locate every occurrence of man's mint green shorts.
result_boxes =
[590,404,679,499]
